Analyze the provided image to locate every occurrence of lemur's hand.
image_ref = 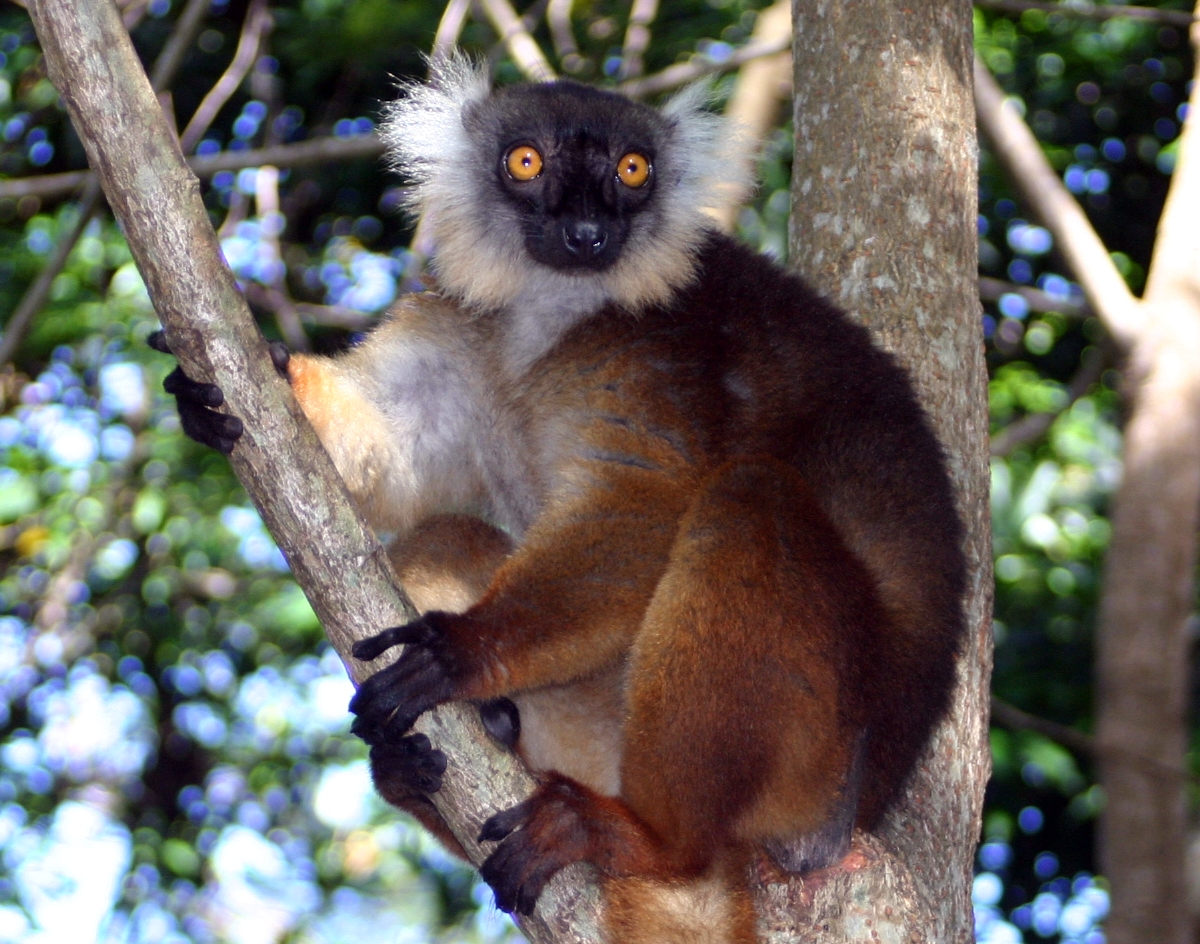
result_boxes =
[348,612,460,738]
[147,330,290,454]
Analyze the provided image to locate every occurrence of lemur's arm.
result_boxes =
[153,293,491,537]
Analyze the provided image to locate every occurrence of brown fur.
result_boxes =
[290,233,965,941]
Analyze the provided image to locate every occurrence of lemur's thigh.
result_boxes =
[620,459,880,872]
[388,514,514,615]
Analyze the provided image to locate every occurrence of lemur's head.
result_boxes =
[381,56,749,313]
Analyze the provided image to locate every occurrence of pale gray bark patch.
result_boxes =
[786,1,991,941]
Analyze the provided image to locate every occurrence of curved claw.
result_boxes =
[268,341,291,375]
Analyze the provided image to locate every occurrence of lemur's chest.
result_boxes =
[493,321,725,513]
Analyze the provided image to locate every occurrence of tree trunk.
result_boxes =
[780,0,991,939]
[1093,10,1200,943]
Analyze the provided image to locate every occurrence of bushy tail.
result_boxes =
[604,871,758,944]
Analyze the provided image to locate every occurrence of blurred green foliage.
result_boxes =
[0,0,1191,941]
[975,4,1194,939]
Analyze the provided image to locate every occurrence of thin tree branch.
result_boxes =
[712,0,792,232]
[618,0,658,81]
[28,1,604,940]
[990,695,1200,786]
[990,695,1098,758]
[179,0,273,154]
[974,55,1143,349]
[121,0,149,31]
[244,281,374,333]
[432,0,473,65]
[619,34,791,98]
[293,301,374,330]
[478,0,555,81]
[0,0,212,364]
[0,179,103,365]
[251,164,308,351]
[148,0,210,92]
[976,0,1196,28]
[0,134,386,204]
[547,0,578,66]
[989,344,1107,456]
[979,275,1091,318]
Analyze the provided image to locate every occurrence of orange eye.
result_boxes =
[506,145,543,181]
[616,152,650,188]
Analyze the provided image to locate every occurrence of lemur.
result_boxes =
[155,57,966,944]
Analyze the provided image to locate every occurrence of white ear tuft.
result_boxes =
[379,52,490,215]
[659,81,756,221]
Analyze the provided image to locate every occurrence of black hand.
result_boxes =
[369,732,448,796]
[148,331,292,455]
[477,778,592,916]
[162,366,244,454]
[149,330,243,454]
[348,612,458,737]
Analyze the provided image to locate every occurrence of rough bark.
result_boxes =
[25,1,603,941]
[785,1,991,940]
[1092,8,1200,943]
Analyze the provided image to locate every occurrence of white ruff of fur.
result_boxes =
[380,56,753,316]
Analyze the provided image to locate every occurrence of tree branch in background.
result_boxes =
[547,0,580,71]
[989,344,1107,456]
[617,0,658,81]
[148,0,211,92]
[0,0,211,364]
[974,56,1142,348]
[0,179,103,364]
[27,2,605,942]
[251,165,309,352]
[990,696,1200,787]
[620,33,791,98]
[712,0,791,233]
[990,696,1097,758]
[478,0,555,82]
[432,0,472,65]
[979,275,1091,319]
[975,0,1196,28]
[179,0,272,154]
[0,134,386,204]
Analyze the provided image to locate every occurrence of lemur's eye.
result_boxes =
[616,153,651,188]
[506,146,543,181]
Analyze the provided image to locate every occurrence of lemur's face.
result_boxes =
[463,83,664,274]
[380,58,749,313]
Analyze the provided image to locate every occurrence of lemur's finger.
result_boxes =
[147,329,171,355]
[178,401,243,454]
[163,366,225,408]
[268,341,291,376]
